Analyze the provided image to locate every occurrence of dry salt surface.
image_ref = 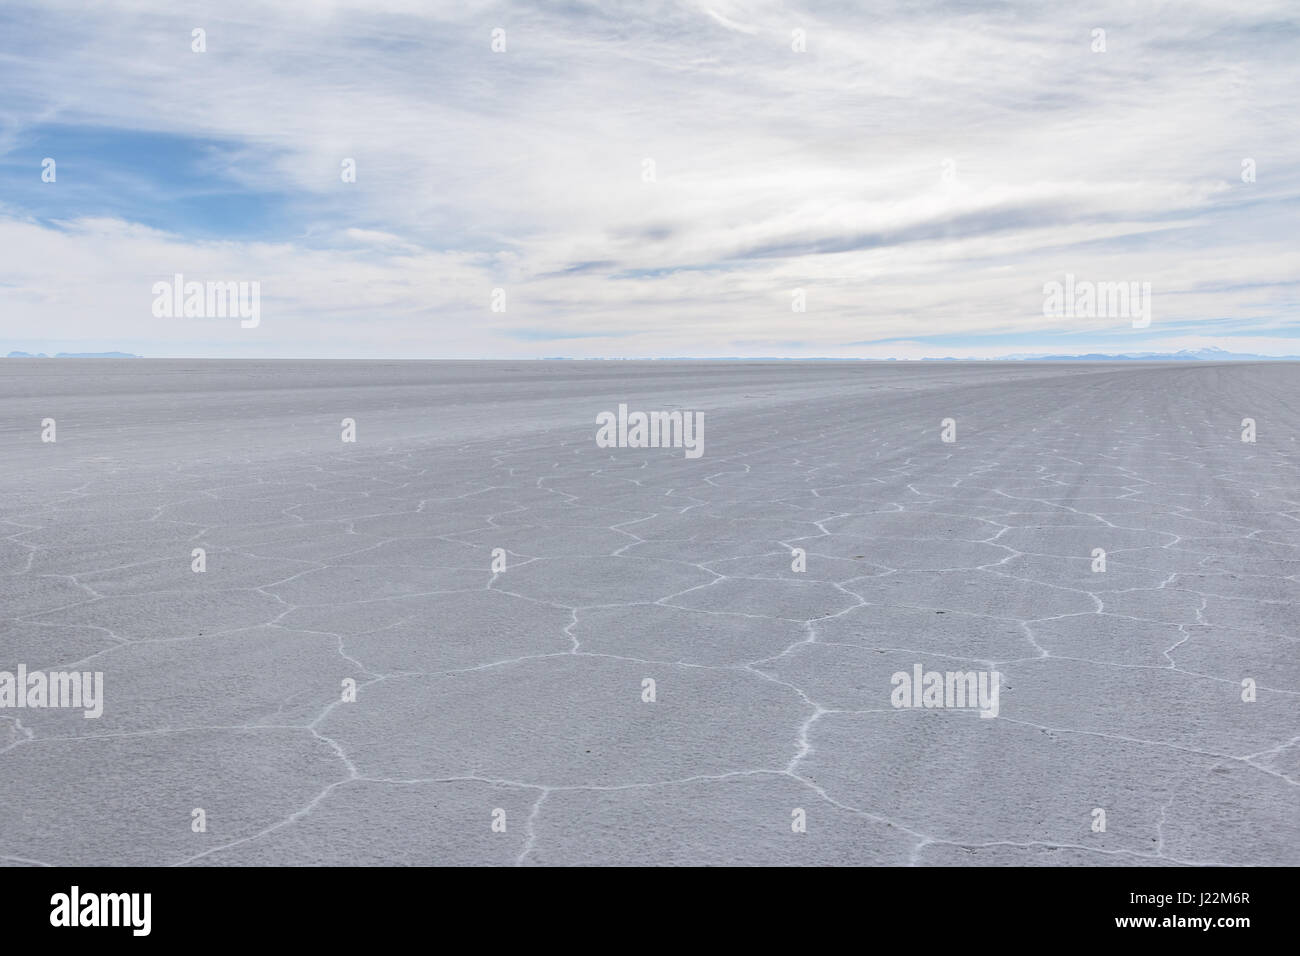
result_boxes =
[0,359,1296,866]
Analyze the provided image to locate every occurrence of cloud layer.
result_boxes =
[1,0,1296,357]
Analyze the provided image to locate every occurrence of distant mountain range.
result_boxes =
[545,348,1300,361]
[3,347,1296,361]
[7,351,141,358]
[989,347,1299,362]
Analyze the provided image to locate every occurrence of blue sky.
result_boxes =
[1,0,1297,358]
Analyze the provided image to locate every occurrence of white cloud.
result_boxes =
[0,0,1296,356]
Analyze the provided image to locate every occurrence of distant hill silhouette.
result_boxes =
[990,347,1299,361]
[7,351,141,358]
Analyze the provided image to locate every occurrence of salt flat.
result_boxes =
[1,359,1297,866]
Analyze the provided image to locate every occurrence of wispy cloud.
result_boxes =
[0,0,1296,357]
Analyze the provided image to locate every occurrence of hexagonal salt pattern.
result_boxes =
[1,360,1296,865]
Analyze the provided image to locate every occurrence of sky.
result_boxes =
[0,0,1297,359]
